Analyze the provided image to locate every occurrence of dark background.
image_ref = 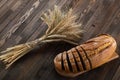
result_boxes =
[0,0,120,80]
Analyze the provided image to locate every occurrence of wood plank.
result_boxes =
[0,0,8,8]
[112,65,120,80]
[0,0,16,18]
[11,0,22,11]
[0,0,30,32]
[0,0,120,80]
[0,0,36,48]
[80,0,120,42]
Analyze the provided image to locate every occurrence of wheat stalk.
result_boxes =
[0,5,83,69]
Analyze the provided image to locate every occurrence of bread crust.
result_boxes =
[54,34,118,77]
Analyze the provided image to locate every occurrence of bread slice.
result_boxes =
[54,34,119,77]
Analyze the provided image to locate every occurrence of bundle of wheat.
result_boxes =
[0,6,83,69]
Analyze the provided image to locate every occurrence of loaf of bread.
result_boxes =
[54,34,118,77]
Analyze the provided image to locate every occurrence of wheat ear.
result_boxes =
[0,5,83,69]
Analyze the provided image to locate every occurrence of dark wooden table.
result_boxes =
[0,0,120,80]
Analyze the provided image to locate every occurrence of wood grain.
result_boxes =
[0,0,120,80]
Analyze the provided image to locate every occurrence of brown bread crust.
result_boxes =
[54,34,117,77]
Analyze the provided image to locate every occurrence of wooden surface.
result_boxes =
[0,0,120,80]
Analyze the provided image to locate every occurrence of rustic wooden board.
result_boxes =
[0,0,120,80]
